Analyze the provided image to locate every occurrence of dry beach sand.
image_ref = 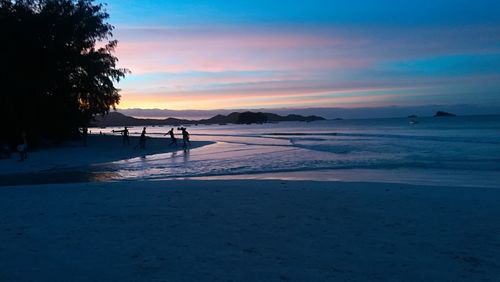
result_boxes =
[0,180,499,281]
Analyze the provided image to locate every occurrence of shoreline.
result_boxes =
[2,116,498,189]
[187,168,500,189]
[0,135,213,176]
[3,167,498,188]
[1,179,499,281]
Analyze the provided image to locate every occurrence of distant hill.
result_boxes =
[91,112,166,127]
[92,111,325,127]
[434,111,456,117]
[118,104,500,120]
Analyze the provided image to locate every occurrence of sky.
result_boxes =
[100,0,500,111]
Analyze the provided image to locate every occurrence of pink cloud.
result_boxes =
[113,25,371,74]
[114,24,500,74]
[110,24,500,109]
[118,88,417,110]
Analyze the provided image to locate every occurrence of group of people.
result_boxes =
[113,126,190,150]
[2,126,192,163]
[164,127,190,149]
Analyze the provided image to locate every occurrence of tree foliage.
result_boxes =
[0,0,127,146]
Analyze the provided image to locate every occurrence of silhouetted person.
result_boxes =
[81,127,88,147]
[164,128,177,146]
[17,131,27,162]
[136,127,147,149]
[113,126,129,145]
[180,127,190,149]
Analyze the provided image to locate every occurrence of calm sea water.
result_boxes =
[93,115,500,187]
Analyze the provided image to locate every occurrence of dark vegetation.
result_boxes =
[0,0,127,148]
[94,111,326,127]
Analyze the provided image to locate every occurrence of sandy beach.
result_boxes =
[0,180,499,281]
[1,131,499,281]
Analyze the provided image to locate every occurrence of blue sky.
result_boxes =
[98,0,500,110]
[105,0,500,26]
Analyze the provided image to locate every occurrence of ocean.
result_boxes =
[93,115,500,188]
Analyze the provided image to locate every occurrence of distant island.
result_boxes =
[93,111,325,127]
[434,111,456,117]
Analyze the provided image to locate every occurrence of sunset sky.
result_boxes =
[101,0,500,110]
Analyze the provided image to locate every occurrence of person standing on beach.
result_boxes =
[122,126,129,145]
[180,127,190,149]
[81,127,88,147]
[164,128,177,146]
[113,126,129,145]
[137,127,147,149]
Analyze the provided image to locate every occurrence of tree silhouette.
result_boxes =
[0,0,128,147]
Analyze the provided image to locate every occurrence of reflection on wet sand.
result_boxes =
[0,170,119,187]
